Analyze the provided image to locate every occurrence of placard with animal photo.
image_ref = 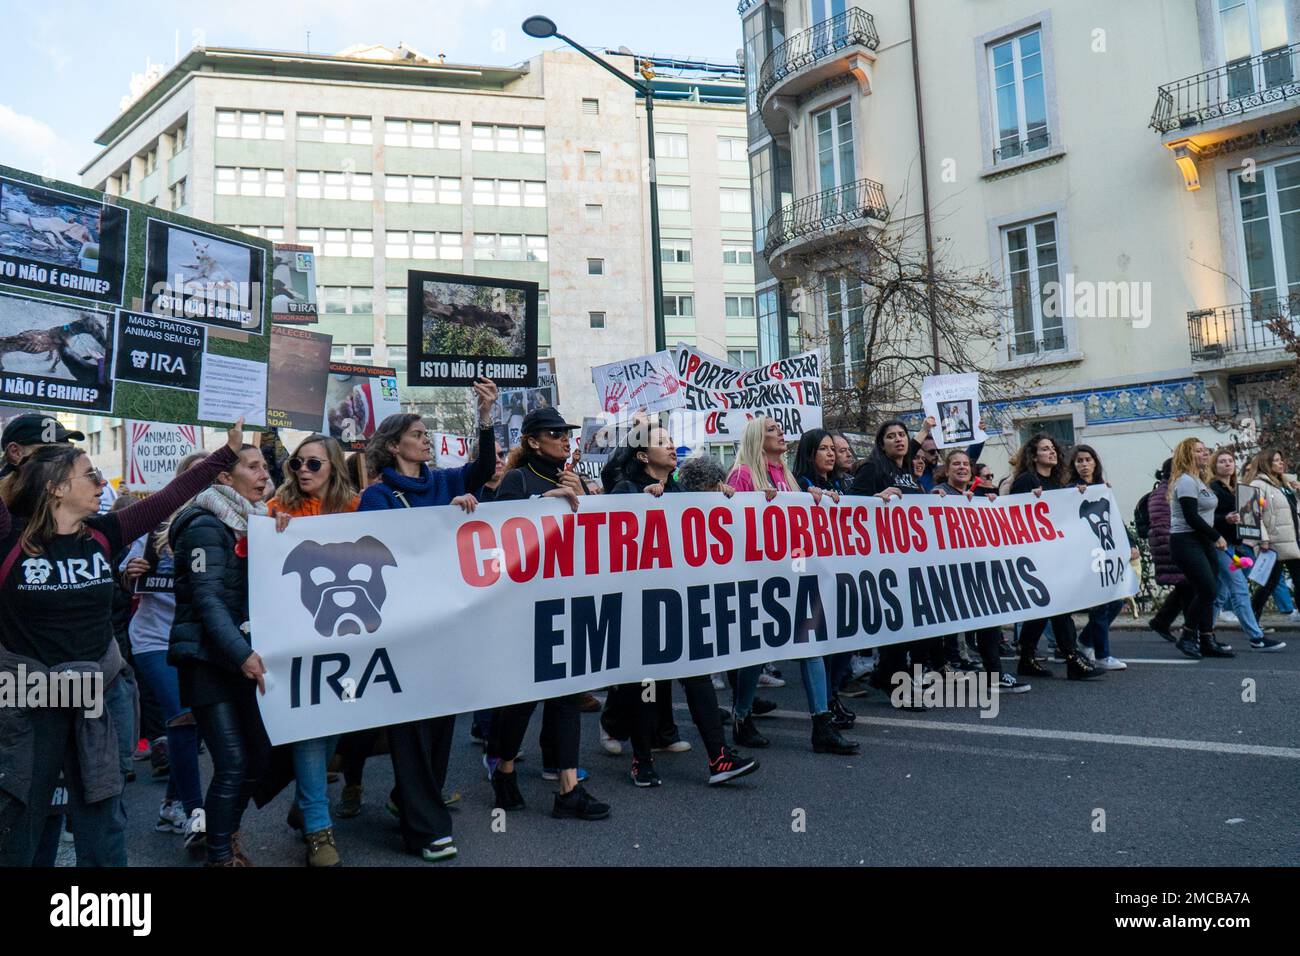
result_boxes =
[490,356,557,448]
[325,361,401,450]
[266,325,333,430]
[407,270,537,387]
[113,310,205,392]
[0,175,129,307]
[938,399,974,445]
[143,219,266,333]
[1236,483,1263,541]
[920,372,988,450]
[272,243,317,324]
[0,290,113,412]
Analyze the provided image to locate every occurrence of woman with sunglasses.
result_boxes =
[358,377,498,862]
[0,419,248,867]
[267,434,359,867]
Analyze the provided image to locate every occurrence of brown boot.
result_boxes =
[305,827,341,867]
[204,855,248,868]
[230,831,253,866]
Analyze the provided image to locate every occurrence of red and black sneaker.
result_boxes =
[707,746,759,786]
[630,758,662,788]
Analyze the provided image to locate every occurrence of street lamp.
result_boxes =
[521,15,667,352]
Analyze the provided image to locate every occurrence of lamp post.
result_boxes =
[522,15,666,352]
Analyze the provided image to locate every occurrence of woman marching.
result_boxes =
[607,423,760,788]
[268,433,360,866]
[1208,449,1278,650]
[1066,445,1132,671]
[486,406,611,821]
[358,377,499,862]
[1008,433,1103,679]
[728,417,859,756]
[1242,449,1298,650]
[0,417,249,867]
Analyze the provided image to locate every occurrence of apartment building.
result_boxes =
[739,0,1300,501]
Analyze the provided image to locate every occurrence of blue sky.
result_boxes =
[6,0,743,180]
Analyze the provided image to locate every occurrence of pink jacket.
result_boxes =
[729,462,793,493]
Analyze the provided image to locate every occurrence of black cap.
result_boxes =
[521,407,580,434]
[2,413,85,449]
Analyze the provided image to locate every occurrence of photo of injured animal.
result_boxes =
[143,219,266,333]
[266,325,333,430]
[0,291,114,412]
[407,270,537,387]
[272,243,317,323]
[0,172,129,306]
[325,361,401,450]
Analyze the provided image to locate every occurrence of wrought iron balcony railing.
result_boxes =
[992,130,1052,165]
[1187,295,1300,361]
[737,0,759,14]
[763,177,888,261]
[1151,43,1300,133]
[756,8,879,105]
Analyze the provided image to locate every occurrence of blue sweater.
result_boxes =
[359,427,496,510]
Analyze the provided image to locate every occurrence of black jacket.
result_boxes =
[611,468,679,496]
[167,507,251,673]
[1010,470,1064,494]
[496,454,592,501]
[851,440,924,496]
[1210,479,1240,545]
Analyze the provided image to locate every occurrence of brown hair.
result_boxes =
[8,445,87,556]
[366,413,423,475]
[1211,447,1239,492]
[273,434,355,514]
[1012,432,1062,484]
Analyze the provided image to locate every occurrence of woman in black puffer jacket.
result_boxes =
[1146,459,1187,642]
[169,444,271,867]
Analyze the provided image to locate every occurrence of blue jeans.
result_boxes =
[734,658,829,718]
[293,735,340,833]
[1214,547,1265,639]
[133,650,203,814]
[1273,575,1295,612]
[1078,601,1123,659]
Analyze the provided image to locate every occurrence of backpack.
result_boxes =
[1133,491,1152,540]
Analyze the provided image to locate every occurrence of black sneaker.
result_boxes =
[733,713,770,748]
[751,697,778,716]
[1250,636,1287,651]
[1149,620,1176,643]
[707,747,759,785]
[552,784,610,820]
[1176,628,1203,660]
[492,768,525,811]
[629,758,662,788]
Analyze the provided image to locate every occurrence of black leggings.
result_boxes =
[1018,614,1079,660]
[1152,581,1190,631]
[1250,555,1300,619]
[192,691,271,864]
[490,694,581,770]
[616,677,727,761]
[1169,532,1220,632]
[968,627,1003,673]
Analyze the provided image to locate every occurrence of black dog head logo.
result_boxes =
[282,536,397,637]
[1079,499,1115,551]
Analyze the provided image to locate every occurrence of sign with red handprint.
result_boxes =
[591,349,685,419]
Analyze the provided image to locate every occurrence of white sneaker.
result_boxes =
[155,799,186,833]
[1096,656,1128,671]
[1218,610,1241,627]
[1287,610,1300,622]
[711,673,726,691]
[599,729,623,756]
[653,739,692,753]
[757,672,785,687]
[849,654,874,679]
[1077,643,1096,662]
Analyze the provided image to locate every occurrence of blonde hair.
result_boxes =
[272,434,354,515]
[729,417,797,492]
[1167,437,1211,500]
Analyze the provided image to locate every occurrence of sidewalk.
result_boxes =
[1104,609,1295,630]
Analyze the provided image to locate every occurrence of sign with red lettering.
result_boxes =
[670,343,823,444]
[250,488,1135,744]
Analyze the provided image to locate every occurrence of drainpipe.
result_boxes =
[909,0,941,374]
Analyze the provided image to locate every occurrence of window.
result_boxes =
[144,150,157,175]
[585,203,604,223]
[588,258,604,276]
[661,239,692,263]
[1236,158,1300,303]
[1219,0,1291,99]
[1018,416,1074,449]
[296,170,371,201]
[119,167,131,194]
[723,243,754,265]
[235,225,285,241]
[297,228,373,258]
[655,132,689,158]
[720,188,751,213]
[825,276,865,388]
[216,167,285,197]
[1002,216,1063,357]
[658,185,689,211]
[385,231,462,260]
[385,175,460,204]
[171,179,187,208]
[664,294,695,317]
[725,295,756,319]
[352,346,373,363]
[589,312,606,329]
[472,179,546,207]
[583,150,602,170]
[386,287,407,315]
[173,124,186,152]
[728,348,758,368]
[989,29,1049,162]
[298,114,372,144]
[717,136,747,161]
[387,346,407,377]
[216,110,284,140]
[472,124,545,153]
[582,98,600,116]
[319,286,373,315]
[814,102,856,194]
[384,118,460,148]
[472,234,547,262]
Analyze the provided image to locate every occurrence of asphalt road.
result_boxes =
[92,623,1299,867]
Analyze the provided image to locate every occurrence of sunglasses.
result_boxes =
[289,457,326,473]
[82,468,107,487]
[540,429,570,439]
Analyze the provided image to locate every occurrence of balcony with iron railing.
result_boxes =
[763,177,888,278]
[757,8,879,133]
[1187,295,1300,365]
[1151,43,1300,145]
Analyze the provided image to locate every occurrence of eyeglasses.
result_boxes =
[82,468,107,487]
[289,457,325,473]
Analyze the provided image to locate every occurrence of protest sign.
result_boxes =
[271,244,317,324]
[670,344,823,445]
[125,421,200,492]
[266,325,333,430]
[325,362,401,450]
[1236,484,1263,542]
[0,292,113,412]
[491,357,558,449]
[591,350,683,419]
[250,487,1136,744]
[113,310,205,392]
[407,271,537,387]
[921,373,988,449]
[143,220,265,333]
[433,432,471,468]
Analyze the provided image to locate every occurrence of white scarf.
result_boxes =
[193,484,267,534]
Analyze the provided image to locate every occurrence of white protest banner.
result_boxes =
[921,373,987,449]
[250,488,1135,745]
[670,344,823,446]
[432,432,470,468]
[591,350,684,419]
[125,421,199,492]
